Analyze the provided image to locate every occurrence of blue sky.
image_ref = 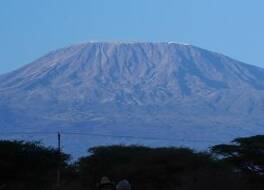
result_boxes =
[0,0,264,74]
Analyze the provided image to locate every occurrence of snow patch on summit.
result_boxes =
[167,41,191,46]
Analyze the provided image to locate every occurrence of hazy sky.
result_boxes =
[1,0,264,74]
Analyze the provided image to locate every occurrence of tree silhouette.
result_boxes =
[0,140,70,190]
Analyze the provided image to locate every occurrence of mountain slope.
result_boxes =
[1,42,264,156]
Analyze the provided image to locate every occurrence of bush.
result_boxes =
[78,145,247,190]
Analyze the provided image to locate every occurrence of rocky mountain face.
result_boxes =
[1,42,264,156]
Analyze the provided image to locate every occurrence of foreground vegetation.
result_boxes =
[0,135,264,190]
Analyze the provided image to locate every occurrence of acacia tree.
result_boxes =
[212,135,264,176]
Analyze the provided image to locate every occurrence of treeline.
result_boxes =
[0,135,264,190]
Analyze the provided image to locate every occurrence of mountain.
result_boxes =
[1,42,264,157]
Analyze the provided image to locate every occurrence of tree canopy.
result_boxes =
[1,136,264,190]
[78,145,247,190]
[212,135,264,175]
[0,140,70,190]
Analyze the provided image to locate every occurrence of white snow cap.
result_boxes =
[168,41,190,45]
